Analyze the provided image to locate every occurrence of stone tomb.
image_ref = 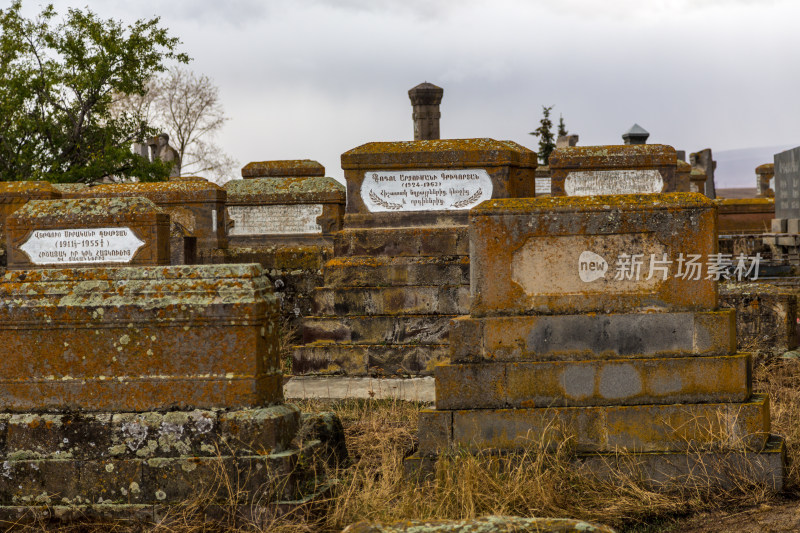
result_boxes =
[293,139,537,376]
[757,163,775,198]
[224,175,345,245]
[409,193,785,489]
[204,173,346,327]
[764,147,800,260]
[76,179,227,254]
[6,197,170,269]
[0,197,321,515]
[549,145,677,197]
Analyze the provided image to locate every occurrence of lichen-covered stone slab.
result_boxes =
[449,311,736,362]
[6,197,170,269]
[75,180,227,250]
[469,193,717,316]
[435,353,751,409]
[419,395,771,454]
[716,198,774,234]
[241,159,325,178]
[0,264,281,411]
[548,144,677,197]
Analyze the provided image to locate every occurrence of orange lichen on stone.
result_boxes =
[341,138,537,169]
[549,144,677,170]
[241,159,325,178]
[756,163,775,175]
[224,176,344,204]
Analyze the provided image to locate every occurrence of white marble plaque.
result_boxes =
[20,227,145,265]
[228,204,323,235]
[564,170,663,196]
[361,169,493,212]
[535,177,551,195]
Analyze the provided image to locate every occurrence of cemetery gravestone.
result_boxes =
[773,147,800,223]
[210,166,345,327]
[6,197,170,269]
[549,145,678,197]
[409,193,785,489]
[0,196,322,514]
[293,139,537,376]
[690,168,707,194]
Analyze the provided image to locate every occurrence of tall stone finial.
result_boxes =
[408,82,443,141]
[622,124,650,145]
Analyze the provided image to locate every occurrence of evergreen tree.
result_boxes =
[529,105,555,166]
[558,114,568,138]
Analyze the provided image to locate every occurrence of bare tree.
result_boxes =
[112,67,237,184]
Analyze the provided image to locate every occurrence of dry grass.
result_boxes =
[15,360,800,533]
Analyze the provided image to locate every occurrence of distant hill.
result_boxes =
[712,144,796,188]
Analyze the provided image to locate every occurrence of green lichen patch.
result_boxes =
[471,192,713,216]
[549,144,677,169]
[10,197,164,223]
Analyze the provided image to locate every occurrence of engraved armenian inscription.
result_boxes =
[228,204,323,235]
[361,169,493,212]
[565,170,663,196]
[20,227,145,265]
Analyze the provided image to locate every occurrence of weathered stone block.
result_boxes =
[715,198,774,234]
[292,344,449,376]
[469,193,717,316]
[720,283,798,353]
[6,197,170,269]
[334,226,469,257]
[0,264,281,411]
[449,311,736,362]
[313,286,470,316]
[548,145,677,197]
[435,395,771,454]
[302,315,454,345]
[435,354,751,409]
[323,256,470,287]
[771,218,787,233]
[241,159,325,178]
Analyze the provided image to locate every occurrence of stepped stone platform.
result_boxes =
[407,193,786,490]
[292,139,537,376]
[0,197,325,519]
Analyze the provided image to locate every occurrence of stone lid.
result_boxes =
[51,183,87,193]
[0,181,61,201]
[0,263,272,308]
[79,180,225,204]
[499,140,538,169]
[408,82,443,106]
[471,191,713,217]
[341,139,538,170]
[169,175,210,182]
[241,160,325,179]
[756,163,775,174]
[549,144,677,170]
[715,198,774,214]
[676,160,692,173]
[224,176,345,204]
[9,197,165,225]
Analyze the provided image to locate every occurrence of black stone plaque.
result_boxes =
[774,146,800,219]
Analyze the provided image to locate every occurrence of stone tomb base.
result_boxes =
[0,263,324,517]
[0,405,321,515]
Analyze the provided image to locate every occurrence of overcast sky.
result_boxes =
[17,0,800,186]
